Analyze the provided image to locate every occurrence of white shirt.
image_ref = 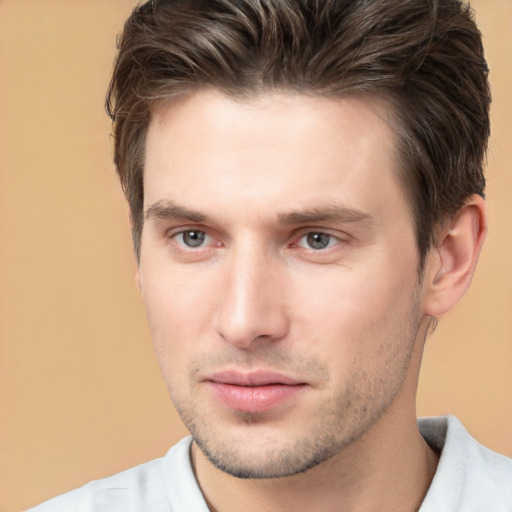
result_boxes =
[30,416,512,511]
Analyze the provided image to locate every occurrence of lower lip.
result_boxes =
[208,382,306,414]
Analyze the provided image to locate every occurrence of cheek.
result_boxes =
[140,266,211,361]
[295,266,414,324]
[142,256,212,316]
[289,257,420,362]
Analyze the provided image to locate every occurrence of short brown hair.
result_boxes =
[106,0,490,267]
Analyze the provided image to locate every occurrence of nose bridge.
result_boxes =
[214,237,288,347]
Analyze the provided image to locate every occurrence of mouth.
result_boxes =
[205,370,308,414]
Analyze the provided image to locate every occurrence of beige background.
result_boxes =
[0,1,510,510]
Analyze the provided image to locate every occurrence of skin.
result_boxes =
[137,90,486,512]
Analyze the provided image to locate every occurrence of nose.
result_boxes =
[213,244,289,349]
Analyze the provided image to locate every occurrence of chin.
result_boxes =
[191,420,354,480]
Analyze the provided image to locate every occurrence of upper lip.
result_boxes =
[206,370,305,387]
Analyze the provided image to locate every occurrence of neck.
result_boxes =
[192,412,438,512]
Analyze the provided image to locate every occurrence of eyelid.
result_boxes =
[292,226,347,241]
[175,229,207,247]
[167,226,217,249]
[165,223,206,238]
[170,222,232,253]
[297,232,339,250]
[288,228,351,260]
[163,224,349,255]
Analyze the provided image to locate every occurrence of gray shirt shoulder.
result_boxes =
[419,415,512,512]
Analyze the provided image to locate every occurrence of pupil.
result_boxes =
[184,231,205,247]
[307,232,330,250]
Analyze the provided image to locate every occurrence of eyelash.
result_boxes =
[167,228,347,255]
[170,229,218,250]
[296,232,341,251]
[171,229,341,252]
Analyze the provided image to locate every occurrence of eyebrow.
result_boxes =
[144,200,373,226]
[277,205,373,225]
[144,201,207,223]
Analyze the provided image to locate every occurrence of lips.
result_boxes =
[205,370,307,414]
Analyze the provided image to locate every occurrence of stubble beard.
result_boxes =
[166,289,424,480]
[171,342,421,478]
[186,384,385,479]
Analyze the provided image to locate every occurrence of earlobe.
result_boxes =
[424,194,487,317]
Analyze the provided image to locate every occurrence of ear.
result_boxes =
[423,194,487,317]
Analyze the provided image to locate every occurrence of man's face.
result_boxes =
[139,90,427,478]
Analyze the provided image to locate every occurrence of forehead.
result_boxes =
[144,89,407,224]
[148,89,396,151]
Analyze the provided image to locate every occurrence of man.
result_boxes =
[31,0,511,510]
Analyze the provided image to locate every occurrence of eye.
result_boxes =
[174,230,208,248]
[299,232,338,250]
